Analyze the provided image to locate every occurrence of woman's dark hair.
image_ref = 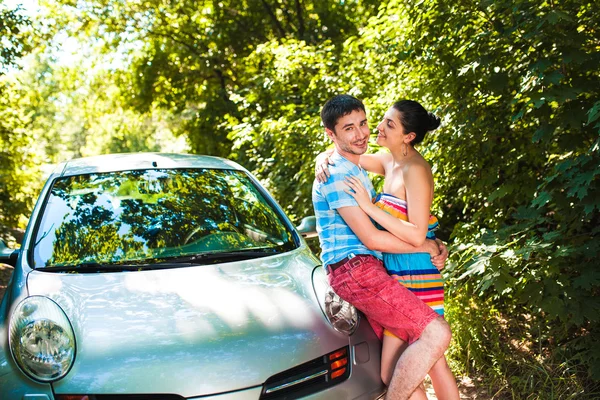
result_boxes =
[392,100,441,145]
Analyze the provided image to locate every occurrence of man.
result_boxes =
[312,94,451,400]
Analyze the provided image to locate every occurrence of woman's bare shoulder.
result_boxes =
[405,154,430,167]
[403,157,433,181]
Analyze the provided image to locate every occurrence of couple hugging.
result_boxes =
[312,95,459,400]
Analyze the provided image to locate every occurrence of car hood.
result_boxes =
[26,249,341,397]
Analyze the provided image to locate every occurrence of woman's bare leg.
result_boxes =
[428,356,459,400]
[380,333,408,386]
[408,384,428,400]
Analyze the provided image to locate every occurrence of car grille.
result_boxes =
[259,346,351,399]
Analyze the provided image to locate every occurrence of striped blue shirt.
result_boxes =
[312,151,381,267]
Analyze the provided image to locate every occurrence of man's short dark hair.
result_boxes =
[320,94,366,131]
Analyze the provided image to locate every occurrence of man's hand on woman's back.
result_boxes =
[430,239,449,271]
[315,150,335,183]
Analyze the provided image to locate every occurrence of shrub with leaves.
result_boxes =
[378,0,600,393]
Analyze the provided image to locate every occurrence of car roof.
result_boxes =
[53,153,245,177]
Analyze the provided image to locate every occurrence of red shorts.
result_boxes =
[328,254,438,344]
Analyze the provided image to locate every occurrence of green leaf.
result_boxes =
[547,10,575,24]
[573,271,600,290]
[587,101,600,125]
[544,70,563,85]
[532,191,552,208]
[487,184,514,202]
[540,296,565,319]
[546,85,582,103]
[513,206,542,220]
[542,231,562,241]
[512,108,525,121]
[532,123,555,143]
[530,59,551,73]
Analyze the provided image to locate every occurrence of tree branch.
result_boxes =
[295,0,305,39]
[259,0,286,38]
[224,7,268,43]
[278,1,298,36]
[147,29,206,59]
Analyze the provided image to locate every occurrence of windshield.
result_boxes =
[32,168,296,269]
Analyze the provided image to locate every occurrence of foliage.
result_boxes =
[379,0,600,394]
[0,2,31,75]
[0,4,37,236]
[1,0,599,396]
[0,44,188,233]
[46,0,380,158]
[445,285,600,399]
[0,77,44,233]
[229,0,600,393]
[38,0,382,220]
[228,38,354,220]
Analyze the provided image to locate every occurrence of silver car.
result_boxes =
[0,153,385,399]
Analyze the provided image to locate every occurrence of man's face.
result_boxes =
[326,109,370,157]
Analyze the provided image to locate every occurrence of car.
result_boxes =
[0,153,385,399]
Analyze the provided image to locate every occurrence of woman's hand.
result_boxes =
[315,150,334,183]
[344,176,374,210]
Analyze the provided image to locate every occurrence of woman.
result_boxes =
[316,100,459,400]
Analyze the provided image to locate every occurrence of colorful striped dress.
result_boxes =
[372,193,445,338]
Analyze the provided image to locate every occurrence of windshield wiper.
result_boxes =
[39,262,147,273]
[155,248,279,265]
[38,248,280,272]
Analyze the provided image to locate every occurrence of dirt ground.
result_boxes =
[425,375,487,399]
[0,263,485,399]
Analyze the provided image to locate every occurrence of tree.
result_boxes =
[3,0,599,393]
[356,0,600,390]
[0,2,31,75]
[0,2,34,238]
[47,0,379,157]
[229,0,600,391]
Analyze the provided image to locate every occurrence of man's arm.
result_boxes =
[315,152,389,183]
[358,153,389,176]
[338,206,440,256]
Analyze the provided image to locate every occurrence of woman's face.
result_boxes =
[376,107,408,149]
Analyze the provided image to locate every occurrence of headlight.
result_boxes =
[9,296,76,382]
[312,266,359,335]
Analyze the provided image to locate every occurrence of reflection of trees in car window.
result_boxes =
[34,169,294,269]
[225,174,287,242]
